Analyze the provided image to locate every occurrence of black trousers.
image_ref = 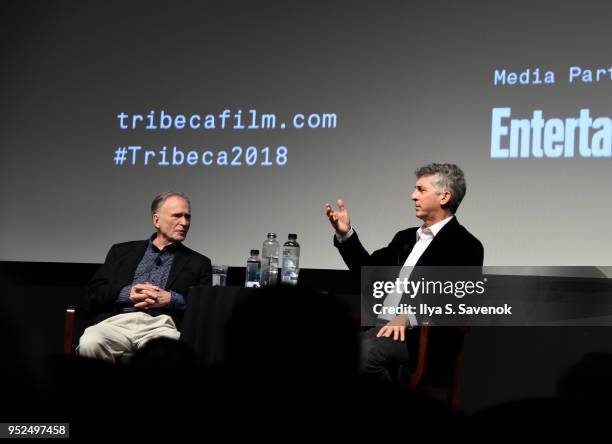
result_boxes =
[361,326,411,382]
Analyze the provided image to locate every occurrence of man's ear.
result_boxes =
[152,213,160,228]
[440,191,452,206]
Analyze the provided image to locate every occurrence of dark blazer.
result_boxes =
[335,216,484,325]
[334,216,483,270]
[87,239,212,328]
[334,216,483,375]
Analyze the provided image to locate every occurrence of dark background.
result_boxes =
[3,261,611,414]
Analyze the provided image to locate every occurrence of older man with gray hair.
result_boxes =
[325,163,483,382]
[79,192,212,362]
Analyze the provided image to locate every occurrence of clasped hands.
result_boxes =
[129,282,171,309]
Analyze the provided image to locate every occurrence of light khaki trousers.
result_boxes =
[78,312,180,362]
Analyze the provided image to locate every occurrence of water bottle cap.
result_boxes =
[250,249,259,255]
[288,233,298,240]
[267,233,277,238]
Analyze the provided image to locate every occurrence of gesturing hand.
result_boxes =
[324,199,352,236]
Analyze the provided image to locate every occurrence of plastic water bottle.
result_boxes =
[281,234,300,285]
[261,233,280,286]
[245,249,261,288]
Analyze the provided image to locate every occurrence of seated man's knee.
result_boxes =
[78,326,111,358]
[137,327,179,350]
[361,335,408,377]
[361,337,389,368]
[157,327,180,341]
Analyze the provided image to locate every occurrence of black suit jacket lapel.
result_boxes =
[398,235,417,265]
[167,244,189,289]
[415,217,459,266]
[118,240,148,286]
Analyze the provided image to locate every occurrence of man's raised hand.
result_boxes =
[324,199,351,236]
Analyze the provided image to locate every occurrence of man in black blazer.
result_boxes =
[79,192,212,362]
[325,163,483,381]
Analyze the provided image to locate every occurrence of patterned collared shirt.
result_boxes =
[116,238,186,316]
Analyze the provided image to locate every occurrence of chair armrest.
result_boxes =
[63,306,76,355]
[408,325,430,389]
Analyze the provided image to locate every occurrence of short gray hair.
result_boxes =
[150,191,191,215]
[414,163,466,213]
